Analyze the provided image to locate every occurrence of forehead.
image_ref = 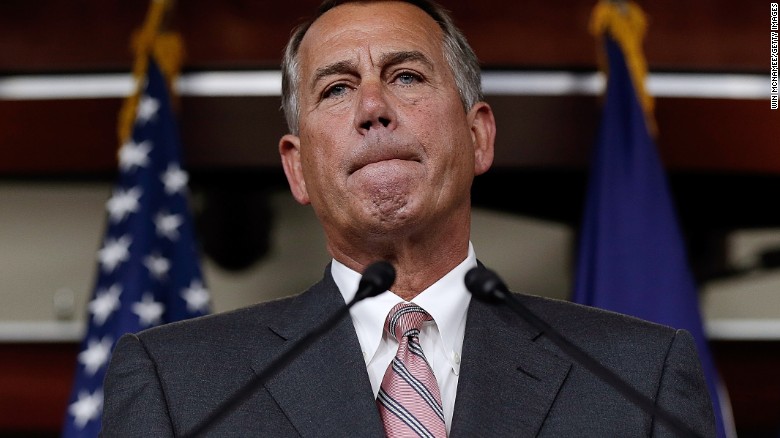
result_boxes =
[298,2,445,72]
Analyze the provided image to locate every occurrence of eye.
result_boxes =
[394,71,421,85]
[323,83,350,99]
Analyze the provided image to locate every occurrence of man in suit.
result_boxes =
[102,0,716,436]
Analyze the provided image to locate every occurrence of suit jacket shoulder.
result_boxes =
[451,292,715,437]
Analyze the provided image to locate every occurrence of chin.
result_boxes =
[365,205,438,242]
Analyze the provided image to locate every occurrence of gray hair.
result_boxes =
[280,0,484,134]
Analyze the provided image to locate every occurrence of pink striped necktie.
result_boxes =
[377,303,447,438]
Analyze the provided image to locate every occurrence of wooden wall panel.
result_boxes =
[711,341,780,437]
[0,0,772,176]
[0,343,78,435]
[0,99,120,175]
[181,96,287,169]
[656,99,780,174]
[1,95,775,176]
[0,1,146,73]
[0,1,766,73]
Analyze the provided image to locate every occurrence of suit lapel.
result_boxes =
[250,273,384,437]
[451,297,572,437]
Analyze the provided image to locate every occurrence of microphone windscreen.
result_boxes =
[464,267,506,303]
[357,261,396,298]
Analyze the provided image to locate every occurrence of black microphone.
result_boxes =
[182,261,395,437]
[465,267,702,438]
[355,260,396,301]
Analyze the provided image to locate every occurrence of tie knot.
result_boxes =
[385,303,432,341]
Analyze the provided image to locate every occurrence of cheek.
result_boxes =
[415,103,471,157]
[299,133,346,199]
[429,125,476,192]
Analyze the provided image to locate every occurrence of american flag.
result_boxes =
[62,59,210,437]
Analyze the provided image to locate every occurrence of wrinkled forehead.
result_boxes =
[297,2,446,71]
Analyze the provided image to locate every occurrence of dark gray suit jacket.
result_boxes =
[102,269,715,437]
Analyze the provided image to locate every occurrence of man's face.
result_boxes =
[280,1,494,250]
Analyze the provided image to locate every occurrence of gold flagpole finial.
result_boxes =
[118,0,184,145]
[590,0,656,134]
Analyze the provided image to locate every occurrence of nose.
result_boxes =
[354,80,397,134]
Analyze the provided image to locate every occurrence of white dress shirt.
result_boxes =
[333,243,476,433]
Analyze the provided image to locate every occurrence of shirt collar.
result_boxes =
[333,243,476,372]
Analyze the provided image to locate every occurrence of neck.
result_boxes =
[329,229,471,301]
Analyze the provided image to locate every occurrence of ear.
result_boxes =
[279,134,311,205]
[467,102,496,176]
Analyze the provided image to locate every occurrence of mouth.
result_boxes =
[348,147,421,175]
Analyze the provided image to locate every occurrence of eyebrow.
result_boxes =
[309,50,434,91]
[311,60,358,91]
[378,50,434,71]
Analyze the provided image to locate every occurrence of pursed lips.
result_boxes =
[347,147,422,175]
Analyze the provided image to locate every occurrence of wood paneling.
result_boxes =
[0,1,766,73]
[0,99,121,175]
[656,99,780,173]
[712,341,780,437]
[0,0,772,176]
[0,343,78,435]
[1,95,776,176]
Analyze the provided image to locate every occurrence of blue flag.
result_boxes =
[573,36,730,437]
[62,60,210,437]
